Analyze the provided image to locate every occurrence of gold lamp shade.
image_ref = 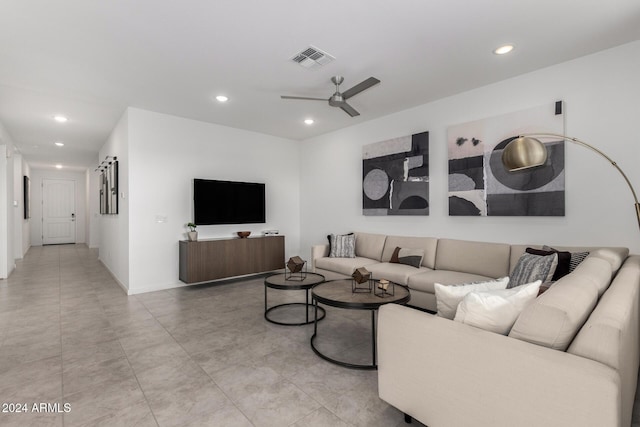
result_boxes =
[502,136,548,171]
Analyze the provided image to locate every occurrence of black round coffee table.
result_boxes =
[264,272,326,326]
[311,279,410,370]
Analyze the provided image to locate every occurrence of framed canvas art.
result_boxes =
[363,131,429,216]
[448,101,565,216]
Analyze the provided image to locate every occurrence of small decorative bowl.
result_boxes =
[237,231,251,238]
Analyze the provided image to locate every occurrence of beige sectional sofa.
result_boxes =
[311,232,640,426]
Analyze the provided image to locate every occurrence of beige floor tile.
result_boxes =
[63,377,149,426]
[234,379,321,427]
[62,356,134,395]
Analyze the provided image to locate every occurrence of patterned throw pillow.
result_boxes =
[569,251,589,272]
[542,245,589,273]
[329,233,356,258]
[396,248,424,268]
[508,252,558,288]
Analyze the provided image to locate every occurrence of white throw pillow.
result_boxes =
[453,280,542,335]
[434,277,510,320]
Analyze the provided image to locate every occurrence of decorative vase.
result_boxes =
[187,231,198,241]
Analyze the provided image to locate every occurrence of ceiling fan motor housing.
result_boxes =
[329,93,344,106]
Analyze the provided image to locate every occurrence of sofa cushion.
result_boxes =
[407,270,493,294]
[508,252,557,288]
[315,256,379,276]
[454,280,541,335]
[329,233,355,258]
[434,277,510,320]
[381,235,438,268]
[585,247,629,272]
[570,256,615,296]
[567,256,640,427]
[354,232,387,261]
[508,257,612,350]
[366,262,431,285]
[435,239,511,278]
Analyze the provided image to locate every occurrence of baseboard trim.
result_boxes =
[98,258,129,295]
[127,271,279,295]
[127,280,191,295]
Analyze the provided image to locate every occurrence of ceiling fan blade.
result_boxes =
[340,102,360,117]
[341,77,381,100]
[280,95,327,101]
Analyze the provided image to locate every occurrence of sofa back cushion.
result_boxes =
[381,235,438,268]
[354,232,387,261]
[508,256,612,350]
[567,256,640,427]
[435,238,510,278]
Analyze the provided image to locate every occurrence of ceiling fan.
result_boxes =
[281,76,381,117]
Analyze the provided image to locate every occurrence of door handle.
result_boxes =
[71,213,75,222]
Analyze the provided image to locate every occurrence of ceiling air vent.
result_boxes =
[290,46,335,69]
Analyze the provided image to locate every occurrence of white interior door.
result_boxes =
[42,179,76,245]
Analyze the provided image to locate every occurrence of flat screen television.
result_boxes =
[194,179,266,225]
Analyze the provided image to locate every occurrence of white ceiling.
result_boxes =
[1,0,639,170]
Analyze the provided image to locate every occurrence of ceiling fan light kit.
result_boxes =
[281,75,381,117]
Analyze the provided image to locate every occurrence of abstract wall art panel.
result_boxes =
[447,102,565,216]
[99,158,119,215]
[363,131,429,216]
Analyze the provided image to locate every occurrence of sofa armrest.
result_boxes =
[311,244,329,272]
[378,304,621,427]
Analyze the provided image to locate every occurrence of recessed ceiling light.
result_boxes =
[304,118,314,125]
[215,95,229,102]
[55,164,63,169]
[493,44,514,55]
[53,115,68,123]
[54,141,64,147]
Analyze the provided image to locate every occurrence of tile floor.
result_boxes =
[0,244,420,427]
[1,244,638,427]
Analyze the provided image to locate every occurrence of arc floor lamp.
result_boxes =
[501,133,640,230]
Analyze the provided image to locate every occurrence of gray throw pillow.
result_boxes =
[508,252,558,288]
[329,234,356,258]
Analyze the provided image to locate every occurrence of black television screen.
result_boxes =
[194,179,265,225]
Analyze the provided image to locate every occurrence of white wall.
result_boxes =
[125,108,300,294]
[12,153,29,259]
[0,146,9,278]
[98,110,130,291]
[86,168,101,249]
[29,168,88,246]
[0,119,18,278]
[300,40,640,256]
[20,159,31,257]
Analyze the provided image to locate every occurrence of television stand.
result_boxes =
[179,235,284,284]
